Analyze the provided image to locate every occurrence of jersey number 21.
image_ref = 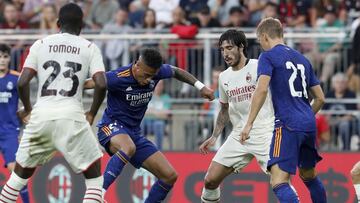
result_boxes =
[286,61,308,99]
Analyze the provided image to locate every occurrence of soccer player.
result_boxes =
[351,161,360,202]
[84,47,215,202]
[0,44,29,203]
[240,17,327,203]
[199,29,275,203]
[0,3,107,203]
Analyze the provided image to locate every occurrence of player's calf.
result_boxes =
[299,168,327,203]
[269,165,299,203]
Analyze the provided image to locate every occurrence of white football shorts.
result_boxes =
[212,130,272,173]
[16,118,103,173]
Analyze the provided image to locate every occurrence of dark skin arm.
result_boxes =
[17,68,37,124]
[86,72,107,125]
[171,66,215,101]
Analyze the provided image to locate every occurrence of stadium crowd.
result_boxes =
[0,0,359,152]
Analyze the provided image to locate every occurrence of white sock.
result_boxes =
[201,187,220,203]
[0,172,28,203]
[83,176,104,203]
[354,184,360,202]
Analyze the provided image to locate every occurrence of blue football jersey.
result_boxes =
[98,63,174,130]
[257,44,320,131]
[0,70,20,133]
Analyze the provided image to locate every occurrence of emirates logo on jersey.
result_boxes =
[246,72,252,84]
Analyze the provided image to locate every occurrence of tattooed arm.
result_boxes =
[212,103,230,138]
[199,102,229,154]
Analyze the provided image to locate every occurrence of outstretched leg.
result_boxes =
[103,134,136,192]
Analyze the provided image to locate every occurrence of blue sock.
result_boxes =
[303,176,327,203]
[273,183,299,203]
[144,180,173,203]
[103,150,130,190]
[20,185,29,203]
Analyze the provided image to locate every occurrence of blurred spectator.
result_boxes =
[39,3,58,31]
[21,0,57,28]
[165,6,197,70]
[11,0,24,11]
[179,0,207,20]
[86,0,119,30]
[130,8,160,53]
[191,5,221,27]
[101,8,132,69]
[323,73,358,151]
[225,6,249,27]
[0,0,6,24]
[207,0,240,26]
[72,0,93,20]
[130,0,150,11]
[278,0,312,27]
[0,2,29,29]
[347,24,360,96]
[142,80,171,150]
[142,8,158,29]
[305,7,344,85]
[340,0,360,26]
[128,0,150,28]
[310,0,339,27]
[118,0,132,9]
[315,113,331,149]
[149,0,180,27]
[245,0,268,26]
[262,2,278,19]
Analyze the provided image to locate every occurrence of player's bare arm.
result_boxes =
[240,75,271,144]
[86,72,107,125]
[309,85,325,114]
[171,66,215,101]
[17,68,36,124]
[199,102,229,154]
[84,78,95,89]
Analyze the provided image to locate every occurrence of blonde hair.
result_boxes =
[256,17,283,39]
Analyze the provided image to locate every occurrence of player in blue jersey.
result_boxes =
[0,44,30,203]
[240,18,327,203]
[85,47,214,202]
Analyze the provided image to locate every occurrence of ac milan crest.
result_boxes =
[246,72,252,83]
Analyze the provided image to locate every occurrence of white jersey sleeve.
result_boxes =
[89,44,105,76]
[218,73,228,103]
[23,40,42,71]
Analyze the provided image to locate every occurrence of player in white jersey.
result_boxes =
[0,4,107,203]
[199,29,274,203]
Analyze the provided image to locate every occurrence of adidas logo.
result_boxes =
[126,86,133,91]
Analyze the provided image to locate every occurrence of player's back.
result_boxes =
[24,33,103,121]
[258,44,320,132]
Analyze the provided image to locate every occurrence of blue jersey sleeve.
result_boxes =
[153,64,174,80]
[257,52,273,78]
[106,70,118,91]
[308,63,320,87]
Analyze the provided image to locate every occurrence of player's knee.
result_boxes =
[351,163,360,183]
[162,170,178,185]
[204,174,220,190]
[299,168,316,180]
[6,162,15,172]
[122,143,136,157]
